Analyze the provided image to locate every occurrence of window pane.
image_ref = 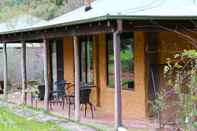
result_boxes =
[87,41,94,83]
[121,33,134,89]
[107,33,134,90]
[107,36,114,87]
[81,41,86,83]
[79,36,94,84]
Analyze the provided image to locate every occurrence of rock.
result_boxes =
[118,126,128,131]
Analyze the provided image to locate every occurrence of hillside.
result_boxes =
[0,0,84,21]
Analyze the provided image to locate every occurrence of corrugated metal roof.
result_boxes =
[0,43,42,47]
[0,14,47,33]
[1,0,197,34]
[48,0,197,25]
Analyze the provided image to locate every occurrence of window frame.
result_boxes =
[78,36,94,84]
[106,32,135,90]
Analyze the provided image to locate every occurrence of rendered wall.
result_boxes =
[63,32,148,119]
[158,32,195,64]
[157,32,195,89]
[63,36,74,94]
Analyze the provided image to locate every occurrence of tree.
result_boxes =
[0,0,84,21]
[151,50,197,131]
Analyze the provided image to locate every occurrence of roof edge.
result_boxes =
[1,15,197,35]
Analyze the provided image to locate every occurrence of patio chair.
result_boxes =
[31,85,45,108]
[68,84,94,119]
[48,80,68,110]
[38,85,45,100]
[0,81,4,94]
[80,88,94,118]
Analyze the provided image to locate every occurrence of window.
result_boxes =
[106,32,134,90]
[79,36,94,84]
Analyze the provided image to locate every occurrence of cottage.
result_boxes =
[0,0,197,129]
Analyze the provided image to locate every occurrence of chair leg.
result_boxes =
[31,93,33,106]
[80,104,83,111]
[62,100,65,110]
[85,104,87,117]
[68,103,71,119]
[36,100,38,109]
[89,103,94,119]
[50,102,53,110]
[65,96,68,104]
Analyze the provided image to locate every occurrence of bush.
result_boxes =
[151,50,197,130]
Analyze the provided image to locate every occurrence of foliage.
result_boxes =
[151,50,197,130]
[107,33,134,89]
[0,107,68,131]
[0,0,84,21]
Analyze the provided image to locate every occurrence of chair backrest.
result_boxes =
[38,85,45,100]
[54,80,67,96]
[80,88,91,104]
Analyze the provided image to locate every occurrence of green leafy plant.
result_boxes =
[151,50,197,130]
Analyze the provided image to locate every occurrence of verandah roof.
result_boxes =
[0,0,197,35]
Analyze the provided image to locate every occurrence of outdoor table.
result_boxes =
[81,84,96,88]
[70,83,96,88]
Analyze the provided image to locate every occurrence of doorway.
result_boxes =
[50,39,64,90]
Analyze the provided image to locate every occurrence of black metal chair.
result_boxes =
[68,84,94,119]
[38,85,45,100]
[48,80,67,110]
[31,85,45,108]
[80,88,94,118]
[0,81,4,94]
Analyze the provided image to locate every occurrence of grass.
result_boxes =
[0,100,151,131]
[0,107,68,131]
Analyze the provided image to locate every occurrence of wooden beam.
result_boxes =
[1,20,197,43]
[73,36,80,121]
[43,39,49,111]
[113,31,122,129]
[3,43,8,100]
[0,23,116,43]
[21,41,27,104]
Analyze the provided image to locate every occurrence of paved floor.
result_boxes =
[6,92,158,130]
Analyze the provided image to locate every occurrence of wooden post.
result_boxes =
[74,36,80,121]
[93,36,101,106]
[43,39,49,111]
[3,43,8,100]
[21,42,27,104]
[113,31,122,129]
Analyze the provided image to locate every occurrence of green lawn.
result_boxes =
[0,107,68,131]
